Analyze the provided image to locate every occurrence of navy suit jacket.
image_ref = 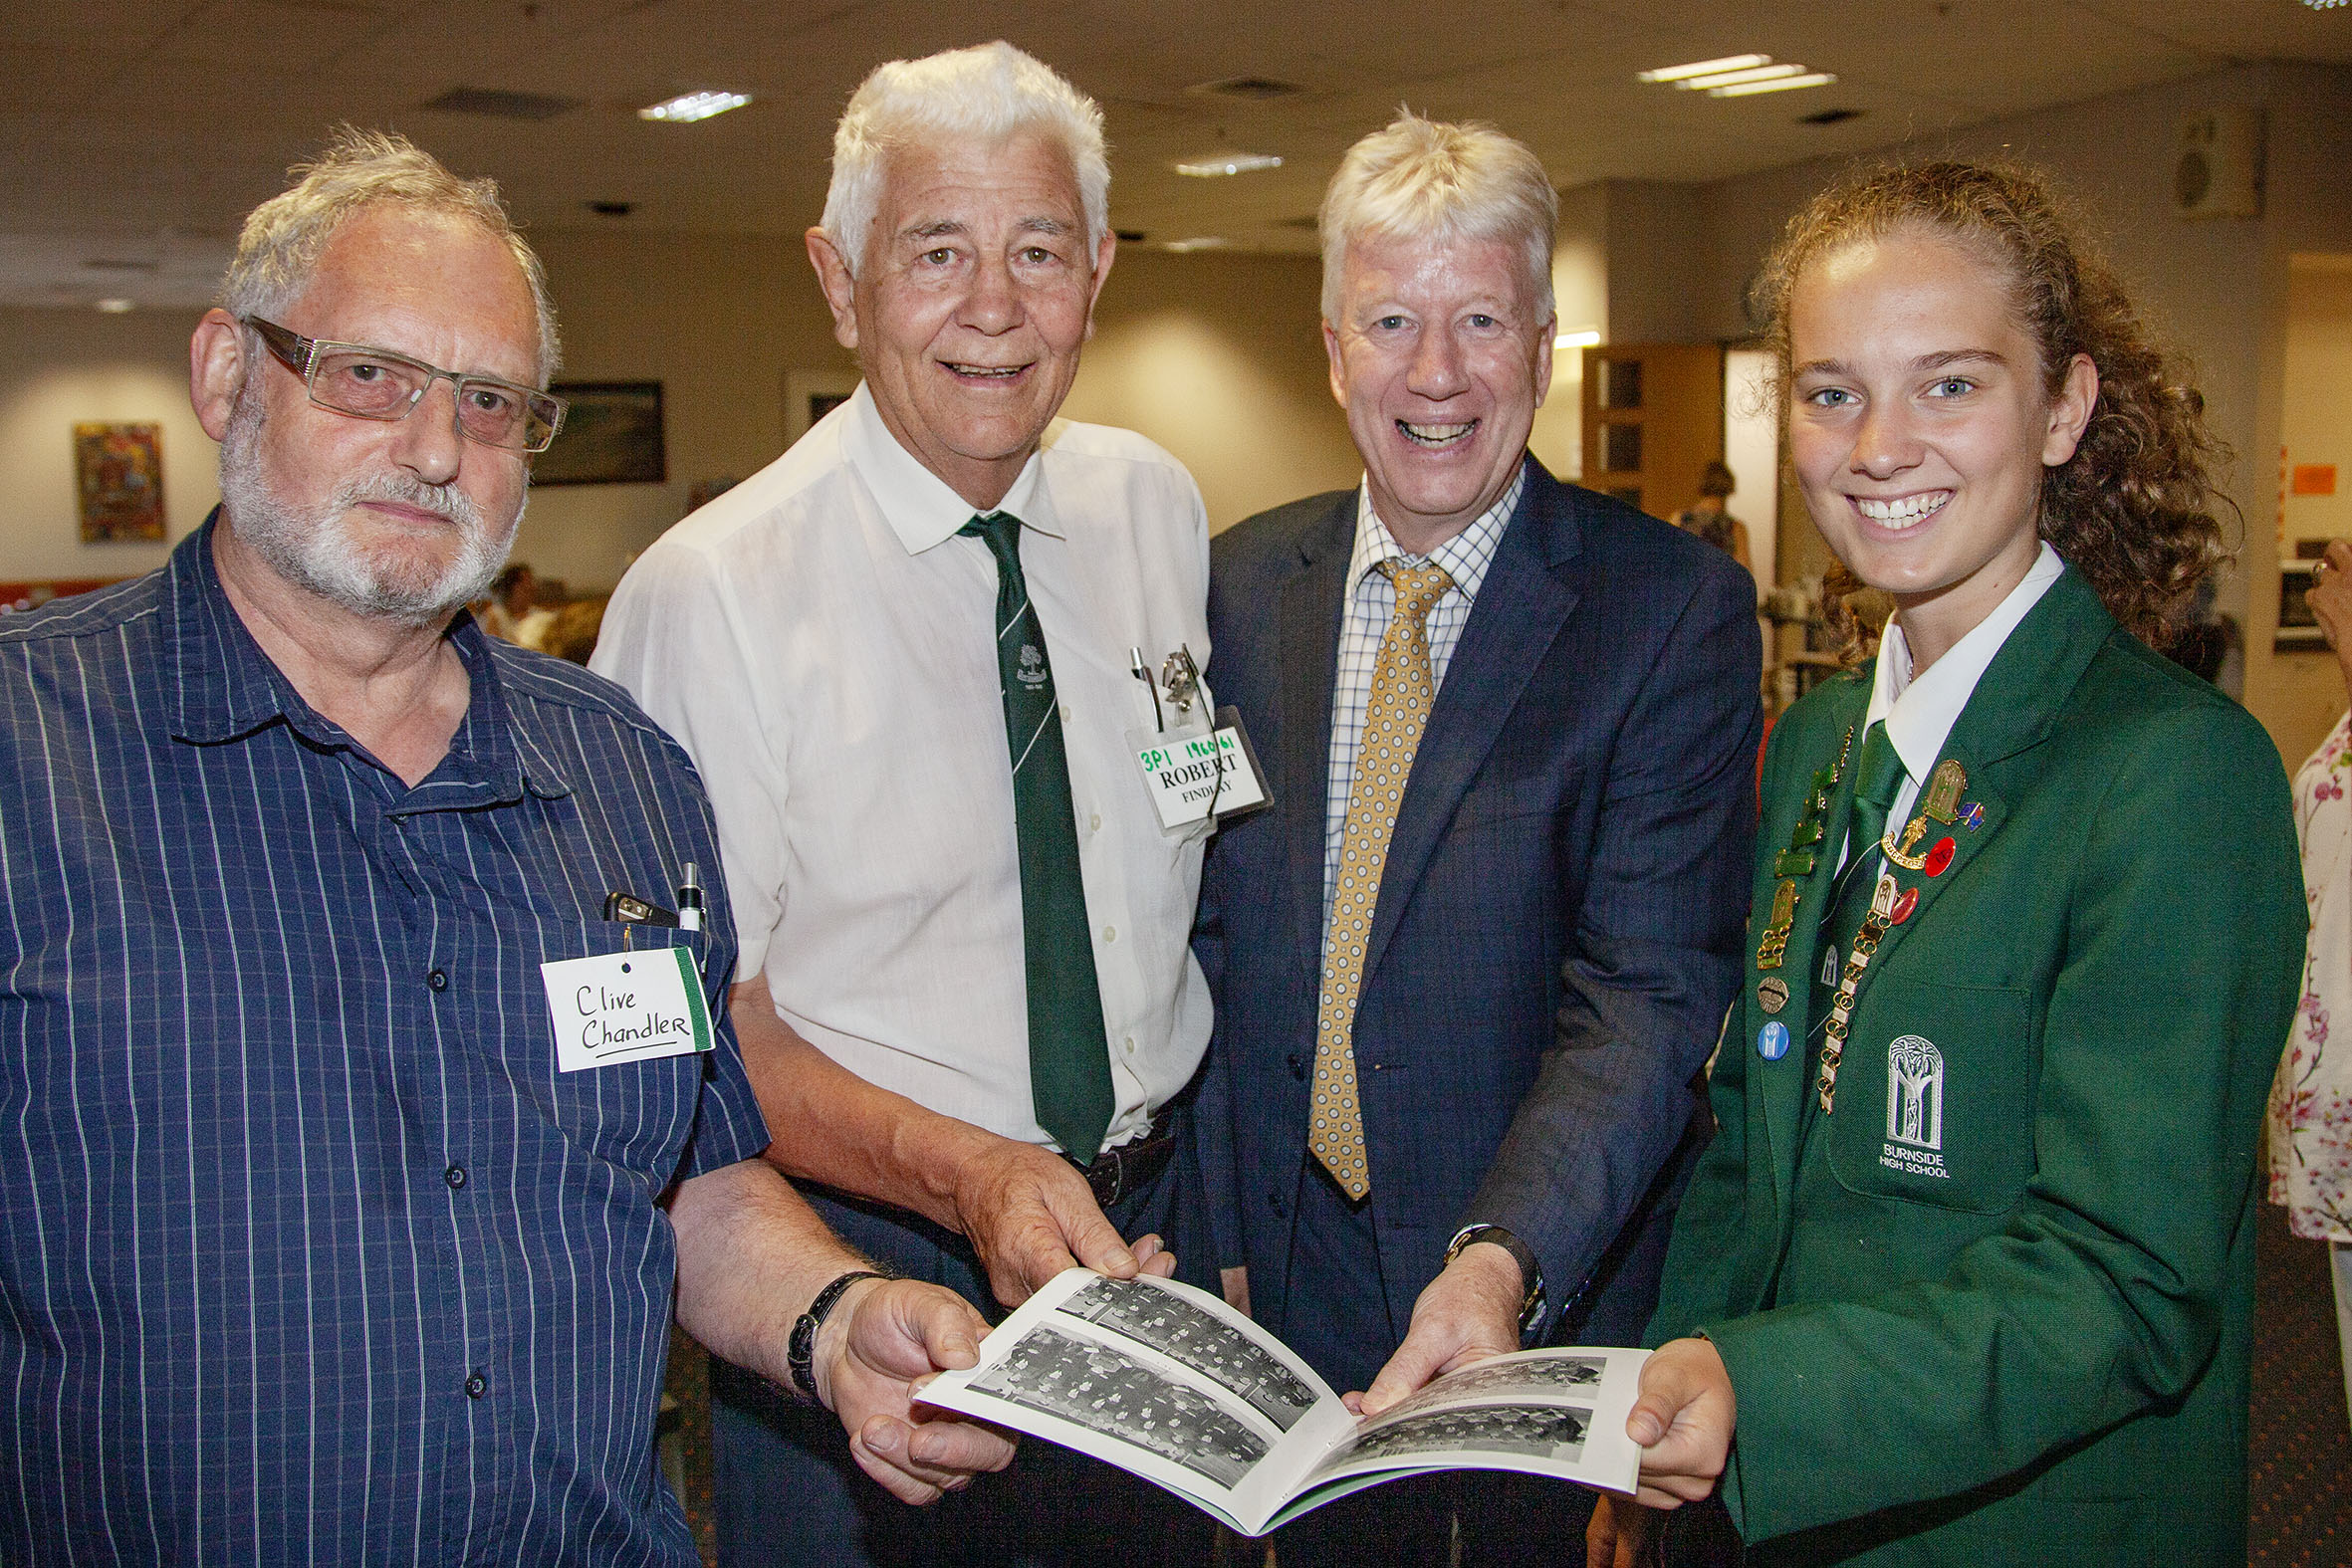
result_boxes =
[1193,459,1760,1366]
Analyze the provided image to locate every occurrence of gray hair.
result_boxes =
[219,126,561,383]
[821,42,1108,276]
[1319,112,1557,325]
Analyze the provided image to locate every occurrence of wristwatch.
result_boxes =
[787,1268,891,1403]
[1445,1224,1545,1341]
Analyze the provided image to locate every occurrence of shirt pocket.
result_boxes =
[1827,976,2036,1216]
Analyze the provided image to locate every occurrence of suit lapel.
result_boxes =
[1278,496,1354,970]
[1362,463,1581,985]
[1761,678,1872,1212]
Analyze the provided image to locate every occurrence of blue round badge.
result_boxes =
[1757,1021,1791,1061]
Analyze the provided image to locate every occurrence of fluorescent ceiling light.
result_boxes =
[1554,329,1601,348]
[1174,151,1283,177]
[639,90,751,123]
[1678,63,1805,90]
[1711,72,1836,98]
[1163,236,1229,252]
[94,298,134,313]
[1636,53,1769,84]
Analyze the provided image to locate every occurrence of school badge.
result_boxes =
[1017,643,1049,688]
[1879,1034,1949,1180]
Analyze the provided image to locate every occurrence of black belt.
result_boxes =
[1067,1124,1175,1209]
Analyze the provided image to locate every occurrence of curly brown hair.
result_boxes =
[1754,160,2232,657]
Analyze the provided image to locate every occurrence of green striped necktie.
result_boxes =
[959,513,1114,1164]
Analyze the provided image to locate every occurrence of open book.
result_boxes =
[916,1268,1648,1537]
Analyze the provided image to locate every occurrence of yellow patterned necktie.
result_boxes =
[1310,558,1456,1200]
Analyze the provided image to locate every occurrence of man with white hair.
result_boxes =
[1193,113,1761,1562]
[594,43,1218,1566]
[0,128,1013,1565]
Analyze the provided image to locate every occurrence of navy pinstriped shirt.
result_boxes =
[0,517,770,1564]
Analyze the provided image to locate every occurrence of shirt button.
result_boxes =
[444,1164,467,1191]
[464,1371,488,1400]
[1287,1052,1306,1082]
[1089,812,1102,832]
[1101,925,1115,943]
[426,969,448,992]
[1123,1035,1137,1055]
[1267,1189,1288,1219]
[1060,704,1072,723]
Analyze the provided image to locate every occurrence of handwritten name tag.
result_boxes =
[541,947,714,1071]
[1134,724,1269,830]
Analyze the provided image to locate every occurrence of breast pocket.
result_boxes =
[527,919,722,1183]
[1828,976,2037,1215]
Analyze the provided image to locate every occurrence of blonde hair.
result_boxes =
[822,42,1107,274]
[1319,112,1556,323]
[220,126,558,382]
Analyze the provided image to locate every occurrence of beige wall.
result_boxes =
[2267,258,2352,766]
[0,307,220,579]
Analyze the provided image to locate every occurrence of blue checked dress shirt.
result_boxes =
[0,516,770,1565]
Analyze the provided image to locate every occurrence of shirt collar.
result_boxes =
[1866,541,2065,784]
[839,380,1051,554]
[164,509,568,806]
[1345,464,1525,603]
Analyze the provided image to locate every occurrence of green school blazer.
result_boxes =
[1648,568,2304,1566]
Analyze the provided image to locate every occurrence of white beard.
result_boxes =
[216,390,521,630]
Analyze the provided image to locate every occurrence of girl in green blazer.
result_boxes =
[1590,163,2305,1566]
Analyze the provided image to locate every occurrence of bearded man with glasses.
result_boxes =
[0,127,1012,1566]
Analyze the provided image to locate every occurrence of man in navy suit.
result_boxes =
[1193,113,1760,1563]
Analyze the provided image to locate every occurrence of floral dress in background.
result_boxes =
[2269,708,2352,1239]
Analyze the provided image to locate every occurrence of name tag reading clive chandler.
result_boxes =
[1134,707,1270,831]
[542,948,714,1071]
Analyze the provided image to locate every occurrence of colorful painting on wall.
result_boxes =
[73,422,165,542]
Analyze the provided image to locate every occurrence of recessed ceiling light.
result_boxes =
[1636,54,1770,84]
[1711,72,1836,98]
[2304,0,2347,10]
[1678,63,1804,91]
[639,90,751,123]
[1174,152,1283,177]
[1163,236,1229,252]
[95,298,134,313]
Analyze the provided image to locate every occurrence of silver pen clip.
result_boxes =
[1131,646,1165,733]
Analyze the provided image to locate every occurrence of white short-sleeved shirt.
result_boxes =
[592,384,1214,1155]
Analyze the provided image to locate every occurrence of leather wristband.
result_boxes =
[1444,1224,1545,1340]
[787,1268,890,1404]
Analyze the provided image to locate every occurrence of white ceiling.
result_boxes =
[2,0,2346,308]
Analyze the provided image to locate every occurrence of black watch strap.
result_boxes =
[1445,1224,1545,1339]
[788,1269,890,1403]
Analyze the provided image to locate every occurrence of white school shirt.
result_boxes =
[592,384,1213,1155]
[1847,542,2066,866]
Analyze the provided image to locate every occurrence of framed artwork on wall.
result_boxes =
[785,367,860,448]
[73,422,165,542]
[2278,558,2328,652]
[534,381,666,485]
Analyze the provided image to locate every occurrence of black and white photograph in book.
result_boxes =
[1057,1275,1319,1431]
[1340,1405,1592,1466]
[969,1325,1270,1488]
[1380,1354,1605,1420]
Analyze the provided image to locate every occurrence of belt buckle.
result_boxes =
[1088,1151,1124,1208]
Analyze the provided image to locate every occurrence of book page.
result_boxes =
[1264,1347,1649,1532]
[917,1269,1359,1534]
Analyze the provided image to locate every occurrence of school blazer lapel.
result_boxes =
[1760,676,1874,1212]
[1838,569,2115,987]
[1362,463,1581,987]
[1276,495,1355,972]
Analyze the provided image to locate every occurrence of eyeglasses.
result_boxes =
[243,316,567,454]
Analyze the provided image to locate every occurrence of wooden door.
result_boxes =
[1579,342,1725,522]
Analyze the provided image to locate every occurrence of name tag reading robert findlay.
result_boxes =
[542,948,714,1071]
[1134,719,1269,831]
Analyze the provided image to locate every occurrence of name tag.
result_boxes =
[1134,722,1269,830]
[541,947,714,1071]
